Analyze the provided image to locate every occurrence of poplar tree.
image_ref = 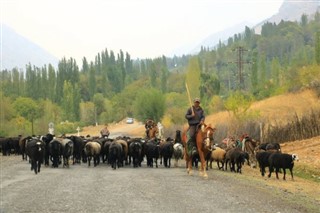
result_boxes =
[88,62,96,99]
[251,51,258,92]
[316,31,320,65]
[62,81,75,121]
[48,64,56,102]
[82,57,89,73]
[185,56,201,99]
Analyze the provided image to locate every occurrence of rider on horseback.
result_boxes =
[185,98,205,156]
[145,119,156,138]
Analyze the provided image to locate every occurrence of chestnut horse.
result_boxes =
[182,123,216,178]
[147,125,159,139]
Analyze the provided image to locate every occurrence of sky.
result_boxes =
[1,0,284,63]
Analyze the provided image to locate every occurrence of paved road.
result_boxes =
[0,155,318,213]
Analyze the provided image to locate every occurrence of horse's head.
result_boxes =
[199,124,216,150]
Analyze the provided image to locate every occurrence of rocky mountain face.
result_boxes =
[176,0,320,56]
[254,0,320,34]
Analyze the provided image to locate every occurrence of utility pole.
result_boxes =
[229,46,251,90]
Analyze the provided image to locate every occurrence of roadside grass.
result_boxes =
[294,164,320,183]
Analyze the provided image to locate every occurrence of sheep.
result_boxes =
[255,150,273,177]
[208,147,226,170]
[268,152,299,180]
[115,139,129,166]
[258,142,281,152]
[225,147,249,173]
[173,143,184,167]
[60,139,74,168]
[84,141,101,167]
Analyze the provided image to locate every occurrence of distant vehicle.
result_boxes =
[126,118,134,124]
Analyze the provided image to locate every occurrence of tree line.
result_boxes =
[1,13,320,136]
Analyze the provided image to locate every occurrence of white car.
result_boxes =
[126,118,134,124]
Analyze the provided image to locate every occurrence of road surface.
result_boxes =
[1,155,319,213]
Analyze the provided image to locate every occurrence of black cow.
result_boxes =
[256,151,273,177]
[159,139,174,168]
[268,152,299,180]
[225,147,249,173]
[67,135,85,164]
[145,139,160,168]
[60,139,74,168]
[0,137,11,156]
[128,139,143,168]
[40,134,54,166]
[49,139,62,168]
[108,141,123,169]
[25,138,45,174]
[19,136,32,161]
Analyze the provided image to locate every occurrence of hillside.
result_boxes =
[77,89,320,202]
[79,89,320,173]
[206,89,320,127]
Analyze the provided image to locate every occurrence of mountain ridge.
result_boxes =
[1,24,59,70]
[171,0,320,56]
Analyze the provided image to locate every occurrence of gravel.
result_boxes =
[1,155,319,213]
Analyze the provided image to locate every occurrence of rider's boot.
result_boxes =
[191,136,198,156]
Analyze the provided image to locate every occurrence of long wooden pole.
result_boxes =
[185,83,194,115]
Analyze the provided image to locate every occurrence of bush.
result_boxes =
[56,121,78,135]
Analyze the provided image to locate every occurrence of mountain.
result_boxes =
[191,21,254,53]
[171,0,320,56]
[1,24,59,70]
[254,0,320,34]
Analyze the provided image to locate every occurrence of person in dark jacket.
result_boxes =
[100,125,110,138]
[145,119,155,138]
[185,98,205,156]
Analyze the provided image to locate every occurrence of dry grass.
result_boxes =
[76,89,320,201]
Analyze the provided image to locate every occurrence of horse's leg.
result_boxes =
[187,156,193,175]
[198,151,207,178]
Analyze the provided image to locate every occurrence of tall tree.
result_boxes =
[48,64,56,102]
[316,31,320,65]
[88,62,96,99]
[271,58,280,86]
[160,56,169,93]
[251,51,259,92]
[82,57,89,73]
[185,56,201,99]
[13,97,43,135]
[62,81,75,121]
[133,88,165,122]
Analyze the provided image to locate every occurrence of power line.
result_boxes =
[229,46,252,90]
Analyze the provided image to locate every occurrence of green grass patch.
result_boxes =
[294,164,320,183]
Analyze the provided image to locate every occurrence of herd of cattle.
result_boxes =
[0,130,299,180]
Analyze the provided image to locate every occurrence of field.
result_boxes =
[77,89,320,203]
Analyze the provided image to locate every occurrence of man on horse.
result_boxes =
[145,119,156,138]
[100,125,110,138]
[185,97,205,156]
